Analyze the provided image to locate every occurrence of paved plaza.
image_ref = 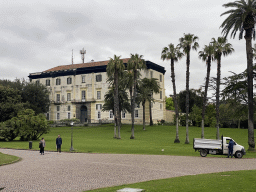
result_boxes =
[0,148,256,191]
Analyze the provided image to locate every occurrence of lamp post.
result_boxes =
[70,122,74,151]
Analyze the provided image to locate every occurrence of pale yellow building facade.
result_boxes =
[29,59,166,125]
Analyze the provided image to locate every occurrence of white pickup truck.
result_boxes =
[193,136,246,158]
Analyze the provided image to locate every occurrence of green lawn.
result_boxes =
[0,124,255,158]
[86,170,256,192]
[1,124,256,191]
[0,152,20,166]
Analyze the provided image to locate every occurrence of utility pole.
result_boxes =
[80,48,86,63]
[71,49,74,64]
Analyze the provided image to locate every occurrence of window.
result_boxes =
[56,94,60,102]
[160,74,162,82]
[97,91,101,100]
[36,80,40,85]
[109,110,113,118]
[67,112,71,119]
[150,71,153,78]
[46,113,49,120]
[135,110,139,118]
[67,77,72,85]
[96,104,102,110]
[98,111,101,119]
[160,104,162,110]
[160,91,162,100]
[96,74,102,82]
[67,105,71,111]
[122,111,126,119]
[46,79,50,86]
[81,91,86,101]
[56,78,61,85]
[67,93,71,101]
[82,76,85,83]
[57,113,60,120]
[57,106,60,111]
[136,103,140,108]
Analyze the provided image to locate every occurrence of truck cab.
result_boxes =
[222,137,245,158]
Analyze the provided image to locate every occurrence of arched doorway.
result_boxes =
[80,106,87,123]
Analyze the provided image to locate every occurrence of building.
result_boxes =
[29,58,166,124]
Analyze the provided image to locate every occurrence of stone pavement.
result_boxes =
[0,148,256,192]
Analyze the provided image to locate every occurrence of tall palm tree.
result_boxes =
[106,55,125,139]
[220,0,256,149]
[179,33,199,144]
[127,54,146,139]
[211,37,234,140]
[198,43,215,139]
[137,78,160,130]
[161,43,183,143]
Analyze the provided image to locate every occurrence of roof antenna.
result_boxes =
[71,49,74,64]
[80,48,86,63]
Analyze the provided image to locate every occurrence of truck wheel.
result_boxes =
[200,149,207,157]
[235,151,243,159]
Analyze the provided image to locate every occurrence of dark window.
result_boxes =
[56,78,61,85]
[67,77,72,84]
[96,74,102,82]
[56,94,60,102]
[46,79,50,86]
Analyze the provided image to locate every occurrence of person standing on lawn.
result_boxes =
[39,138,45,155]
[56,135,62,153]
[227,139,235,158]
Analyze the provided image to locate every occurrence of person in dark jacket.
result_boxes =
[39,138,45,155]
[56,135,62,153]
[227,139,235,158]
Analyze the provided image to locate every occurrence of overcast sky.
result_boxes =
[0,0,249,96]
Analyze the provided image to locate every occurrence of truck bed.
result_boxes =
[193,138,222,150]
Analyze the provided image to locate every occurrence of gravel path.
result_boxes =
[0,148,256,192]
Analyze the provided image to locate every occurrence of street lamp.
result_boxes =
[70,122,74,151]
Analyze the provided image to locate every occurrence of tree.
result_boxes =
[198,43,215,138]
[161,43,183,143]
[178,89,203,113]
[106,55,125,139]
[211,37,234,139]
[127,54,146,139]
[165,97,175,110]
[22,82,50,114]
[179,33,199,144]
[220,0,256,149]
[137,78,160,130]
[0,85,24,122]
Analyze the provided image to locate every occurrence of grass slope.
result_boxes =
[0,124,255,158]
[86,170,256,192]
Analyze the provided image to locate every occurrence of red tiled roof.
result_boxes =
[44,58,130,72]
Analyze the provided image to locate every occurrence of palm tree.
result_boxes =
[220,0,256,149]
[179,33,199,144]
[106,55,125,139]
[211,37,234,140]
[137,78,160,130]
[127,54,146,139]
[161,43,183,143]
[198,43,215,139]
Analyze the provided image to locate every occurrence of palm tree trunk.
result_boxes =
[201,57,211,139]
[171,59,180,143]
[114,116,117,138]
[245,30,255,149]
[143,101,146,130]
[216,56,221,140]
[185,50,190,144]
[149,99,153,126]
[130,70,136,139]
[114,70,121,139]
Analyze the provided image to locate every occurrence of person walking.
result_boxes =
[56,135,62,153]
[39,138,45,155]
[227,139,235,158]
